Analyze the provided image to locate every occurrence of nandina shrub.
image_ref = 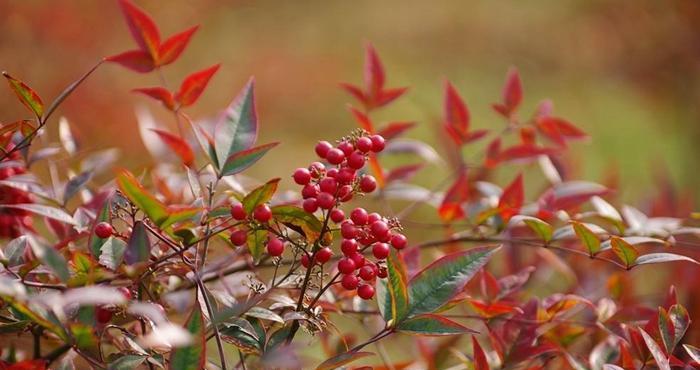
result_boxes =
[1,1,699,369]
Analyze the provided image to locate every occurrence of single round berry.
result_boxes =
[315,141,333,158]
[341,239,358,255]
[96,306,113,323]
[391,233,407,250]
[350,208,369,225]
[336,168,356,184]
[326,168,339,178]
[309,162,326,177]
[319,177,338,193]
[356,136,373,152]
[301,253,311,268]
[293,168,312,185]
[303,198,319,213]
[372,243,390,259]
[326,148,346,165]
[337,258,356,274]
[360,175,377,193]
[357,284,375,300]
[253,204,272,223]
[358,265,376,281]
[341,274,359,290]
[230,203,247,220]
[330,209,345,223]
[341,221,358,239]
[338,141,355,156]
[367,212,382,224]
[117,287,132,301]
[377,266,388,278]
[95,222,113,238]
[316,247,333,264]
[267,238,285,256]
[370,135,386,152]
[317,192,335,209]
[337,185,354,202]
[302,184,320,199]
[230,229,248,246]
[347,152,366,169]
[350,252,366,268]
[370,220,390,239]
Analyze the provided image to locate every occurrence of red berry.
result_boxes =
[350,252,366,268]
[337,185,353,202]
[253,204,272,222]
[336,168,356,184]
[350,208,369,225]
[360,175,377,193]
[358,265,376,281]
[341,239,358,255]
[341,274,359,290]
[230,230,248,246]
[338,141,355,156]
[391,233,407,250]
[330,209,345,223]
[96,306,113,323]
[357,284,375,300]
[293,168,312,185]
[303,198,318,213]
[316,247,332,264]
[326,168,339,178]
[315,141,333,158]
[301,253,311,268]
[347,152,366,169]
[377,267,388,278]
[319,177,338,193]
[337,258,356,274]
[341,221,358,239]
[356,136,373,152]
[370,221,390,239]
[302,184,320,199]
[95,222,113,238]
[117,287,132,301]
[326,148,346,165]
[372,243,390,259]
[267,238,285,256]
[309,162,326,177]
[317,192,335,209]
[367,212,382,224]
[358,233,375,246]
[230,203,247,220]
[370,135,386,152]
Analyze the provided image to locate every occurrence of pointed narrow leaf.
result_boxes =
[510,216,552,242]
[242,178,280,214]
[498,173,523,221]
[221,142,279,176]
[170,304,206,370]
[407,246,500,316]
[214,78,258,171]
[63,171,93,204]
[175,64,220,107]
[473,336,490,370]
[150,129,194,166]
[639,328,670,370]
[44,60,104,123]
[634,253,698,267]
[683,344,700,363]
[247,229,267,261]
[572,221,601,256]
[315,351,373,370]
[271,205,322,242]
[386,249,409,323]
[438,169,469,222]
[117,0,161,59]
[124,221,150,265]
[99,237,127,270]
[396,314,474,336]
[158,25,199,66]
[27,235,70,283]
[1,204,76,226]
[668,304,689,350]
[610,236,638,269]
[443,81,470,145]
[132,87,175,110]
[106,50,156,73]
[115,169,168,225]
[3,72,44,119]
[658,307,675,354]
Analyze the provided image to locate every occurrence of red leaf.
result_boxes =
[501,67,523,117]
[158,25,199,66]
[365,43,385,98]
[385,163,424,183]
[480,270,500,302]
[150,128,194,166]
[348,106,374,133]
[469,299,523,318]
[6,360,47,370]
[132,87,175,110]
[519,126,536,145]
[376,86,408,107]
[106,49,156,73]
[472,336,490,370]
[485,138,501,168]
[499,144,556,163]
[118,0,161,60]
[438,169,469,222]
[175,64,220,107]
[536,116,587,146]
[339,83,368,107]
[377,121,415,140]
[498,173,524,221]
[444,81,470,144]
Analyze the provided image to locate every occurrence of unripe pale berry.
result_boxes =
[341,239,358,255]
[347,152,366,169]
[357,284,375,300]
[360,175,377,193]
[370,135,386,152]
[326,148,346,165]
[350,208,369,225]
[316,247,333,264]
[317,192,335,209]
[356,136,373,152]
[303,198,318,213]
[359,265,376,281]
[230,203,247,220]
[293,168,312,185]
[230,230,248,246]
[391,233,407,250]
[95,222,114,238]
[267,238,285,256]
[330,209,345,223]
[315,141,333,158]
[337,258,356,274]
[372,243,390,259]
[341,274,359,290]
[253,204,272,222]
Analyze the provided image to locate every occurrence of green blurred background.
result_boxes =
[1,0,700,205]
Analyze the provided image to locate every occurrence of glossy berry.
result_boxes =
[356,136,373,152]
[330,209,345,223]
[338,141,355,156]
[267,238,285,256]
[315,141,333,158]
[347,152,366,169]
[326,148,346,165]
[359,175,377,193]
[293,168,312,185]
[358,265,376,281]
[118,287,132,301]
[301,254,311,268]
[391,233,407,250]
[372,243,390,259]
[341,221,358,239]
[370,220,390,239]
[302,184,320,199]
[357,284,375,300]
[230,203,247,220]
[326,168,339,178]
[350,208,369,225]
[350,252,366,268]
[370,135,386,152]
[317,192,335,209]
[230,230,248,246]
[341,274,359,290]
[377,267,388,278]
[303,198,318,213]
[316,247,333,264]
[95,222,113,238]
[96,306,113,323]
[253,204,272,222]
[319,177,338,193]
[309,162,326,177]
[336,168,355,184]
[337,185,353,202]
[337,258,356,274]
[341,239,358,255]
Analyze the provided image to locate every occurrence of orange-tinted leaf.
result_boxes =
[132,87,175,110]
[377,121,415,140]
[444,81,470,143]
[118,0,161,60]
[175,64,220,107]
[469,299,523,318]
[368,154,385,188]
[158,25,199,66]
[520,126,536,145]
[610,236,639,269]
[438,169,469,222]
[377,87,408,107]
[348,105,374,133]
[472,336,490,370]
[339,83,368,106]
[106,50,156,73]
[150,128,194,166]
[3,72,44,119]
[498,173,523,221]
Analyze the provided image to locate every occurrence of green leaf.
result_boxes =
[245,306,284,324]
[634,253,698,267]
[3,71,44,119]
[220,322,262,355]
[247,229,268,261]
[271,205,323,242]
[188,117,219,168]
[221,142,279,177]
[214,78,258,172]
[658,307,674,354]
[396,314,474,336]
[572,221,601,256]
[243,178,280,214]
[170,304,206,370]
[124,221,150,265]
[99,237,127,270]
[161,205,201,230]
[385,249,409,323]
[522,216,553,242]
[116,169,168,225]
[315,351,374,370]
[669,304,689,351]
[639,328,670,370]
[610,237,638,269]
[0,320,29,334]
[0,204,76,225]
[107,355,147,370]
[89,195,113,257]
[407,246,500,317]
[27,235,70,282]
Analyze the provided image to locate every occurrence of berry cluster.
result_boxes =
[228,202,273,247]
[0,147,33,238]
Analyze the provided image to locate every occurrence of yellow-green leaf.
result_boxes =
[610,236,638,269]
[3,71,44,119]
[116,169,168,225]
[386,249,409,323]
[396,314,474,336]
[242,178,280,214]
[572,221,601,256]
